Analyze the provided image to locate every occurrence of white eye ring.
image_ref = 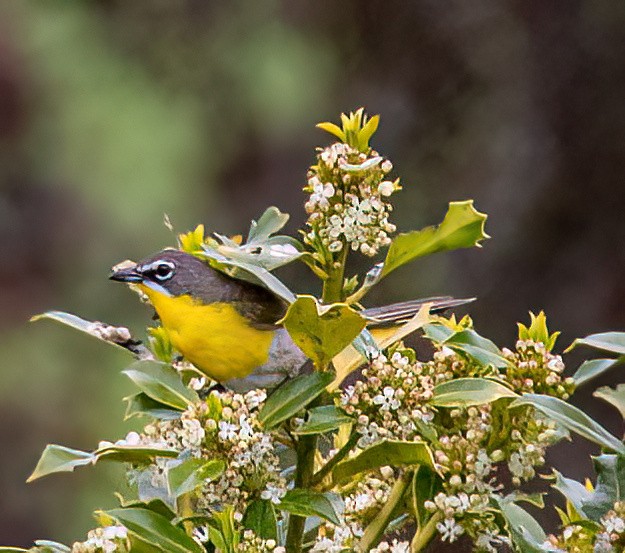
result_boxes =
[142,260,175,281]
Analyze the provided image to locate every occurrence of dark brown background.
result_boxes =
[1,1,624,549]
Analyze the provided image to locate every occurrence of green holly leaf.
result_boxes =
[332,440,435,485]
[293,405,353,435]
[582,454,625,521]
[124,393,182,421]
[30,311,142,356]
[430,378,517,407]
[104,508,204,553]
[167,458,225,498]
[213,207,303,271]
[198,248,296,304]
[594,384,625,419]
[122,360,199,411]
[258,371,335,429]
[552,470,592,517]
[494,494,547,553]
[27,443,179,482]
[280,295,367,368]
[247,206,290,242]
[567,332,625,356]
[33,543,71,553]
[207,507,239,553]
[279,490,344,526]
[573,358,622,387]
[381,200,488,278]
[510,394,625,454]
[412,466,441,532]
[242,500,277,541]
[443,328,510,369]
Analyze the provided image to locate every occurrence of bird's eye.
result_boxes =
[153,262,175,281]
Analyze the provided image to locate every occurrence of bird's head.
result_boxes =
[109,249,212,298]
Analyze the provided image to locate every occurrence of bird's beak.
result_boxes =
[109,264,143,283]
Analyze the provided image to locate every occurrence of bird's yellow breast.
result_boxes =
[138,285,275,381]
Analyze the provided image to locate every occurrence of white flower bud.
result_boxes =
[545,373,558,385]
[377,181,395,197]
[329,240,343,252]
[125,431,141,446]
[381,160,393,173]
[491,449,505,462]
[449,474,462,487]
[424,500,437,512]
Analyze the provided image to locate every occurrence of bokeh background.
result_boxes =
[1,1,625,550]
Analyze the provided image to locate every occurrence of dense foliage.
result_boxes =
[4,111,625,553]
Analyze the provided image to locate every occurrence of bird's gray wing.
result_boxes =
[362,296,474,326]
[223,328,310,392]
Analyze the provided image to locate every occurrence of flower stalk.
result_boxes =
[411,512,443,553]
[284,433,318,552]
[285,237,350,552]
[357,470,414,552]
[311,432,359,489]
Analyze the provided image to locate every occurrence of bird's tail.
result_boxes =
[362,296,474,326]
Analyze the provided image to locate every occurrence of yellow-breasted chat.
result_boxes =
[110,249,471,391]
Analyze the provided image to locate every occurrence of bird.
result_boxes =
[110,249,472,391]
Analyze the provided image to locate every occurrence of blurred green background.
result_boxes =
[1,1,625,550]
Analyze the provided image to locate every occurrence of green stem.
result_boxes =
[285,245,349,552]
[411,511,443,552]
[357,470,413,552]
[285,433,318,552]
[177,493,195,536]
[310,432,359,488]
[322,245,348,304]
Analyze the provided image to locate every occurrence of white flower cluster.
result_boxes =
[506,416,559,486]
[369,539,410,552]
[435,516,465,543]
[198,399,286,514]
[502,339,574,399]
[310,474,393,551]
[474,530,510,552]
[341,344,497,446]
[341,346,501,545]
[339,336,571,548]
[132,389,286,519]
[593,534,616,553]
[310,525,362,553]
[341,348,447,448]
[546,503,625,551]
[602,511,625,536]
[71,526,129,553]
[425,408,502,546]
[87,322,132,344]
[304,142,398,257]
[238,530,286,553]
